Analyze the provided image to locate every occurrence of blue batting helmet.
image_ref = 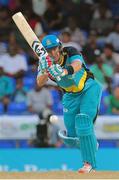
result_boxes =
[42,35,61,50]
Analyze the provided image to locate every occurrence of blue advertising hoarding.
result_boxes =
[0,148,119,171]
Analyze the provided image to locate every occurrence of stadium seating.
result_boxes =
[52,102,63,115]
[23,77,36,90]
[0,140,17,148]
[50,89,61,102]
[108,0,119,17]
[18,140,31,148]
[0,103,4,114]
[49,30,61,37]
[99,89,110,115]
[50,89,63,114]
[0,140,30,148]
[98,139,118,148]
[7,102,27,114]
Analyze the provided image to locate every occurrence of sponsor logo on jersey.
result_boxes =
[63,108,68,112]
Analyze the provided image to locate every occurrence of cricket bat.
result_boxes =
[12,12,61,81]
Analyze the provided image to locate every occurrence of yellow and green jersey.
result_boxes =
[56,46,94,93]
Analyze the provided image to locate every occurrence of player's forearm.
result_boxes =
[37,74,48,87]
[63,61,82,76]
[71,61,82,72]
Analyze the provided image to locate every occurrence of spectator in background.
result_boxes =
[0,67,14,112]
[63,16,86,47]
[0,43,28,78]
[109,85,119,115]
[8,0,22,12]
[108,0,119,18]
[56,0,77,28]
[43,0,63,31]
[8,32,26,54]
[82,30,99,65]
[60,30,82,52]
[76,0,94,31]
[113,64,119,87]
[8,0,32,14]
[0,6,11,41]
[12,78,27,103]
[90,3,113,36]
[27,84,53,115]
[0,0,9,6]
[32,0,47,16]
[90,49,113,92]
[34,19,44,37]
[0,36,7,55]
[93,1,112,19]
[102,43,119,69]
[106,20,119,52]
[8,32,16,45]
[26,11,44,37]
[26,48,38,78]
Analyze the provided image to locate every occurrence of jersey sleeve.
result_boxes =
[64,46,84,64]
[69,54,83,64]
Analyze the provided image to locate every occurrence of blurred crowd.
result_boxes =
[0,0,119,117]
[0,0,119,148]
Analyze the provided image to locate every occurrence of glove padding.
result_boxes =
[38,56,53,74]
[48,64,64,80]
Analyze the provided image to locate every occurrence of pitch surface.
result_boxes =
[0,171,119,179]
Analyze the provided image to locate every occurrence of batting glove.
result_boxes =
[38,56,53,74]
[48,64,66,80]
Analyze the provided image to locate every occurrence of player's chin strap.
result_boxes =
[58,54,64,66]
[58,130,80,148]
[58,47,67,66]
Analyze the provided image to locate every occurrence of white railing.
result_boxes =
[0,115,119,139]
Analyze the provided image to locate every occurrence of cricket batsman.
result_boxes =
[37,34,102,173]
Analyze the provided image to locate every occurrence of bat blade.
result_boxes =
[12,12,48,58]
[12,12,61,81]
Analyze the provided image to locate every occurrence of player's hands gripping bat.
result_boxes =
[12,12,61,81]
[38,56,52,74]
[48,64,66,80]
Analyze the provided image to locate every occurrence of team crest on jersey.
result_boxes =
[63,108,68,112]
